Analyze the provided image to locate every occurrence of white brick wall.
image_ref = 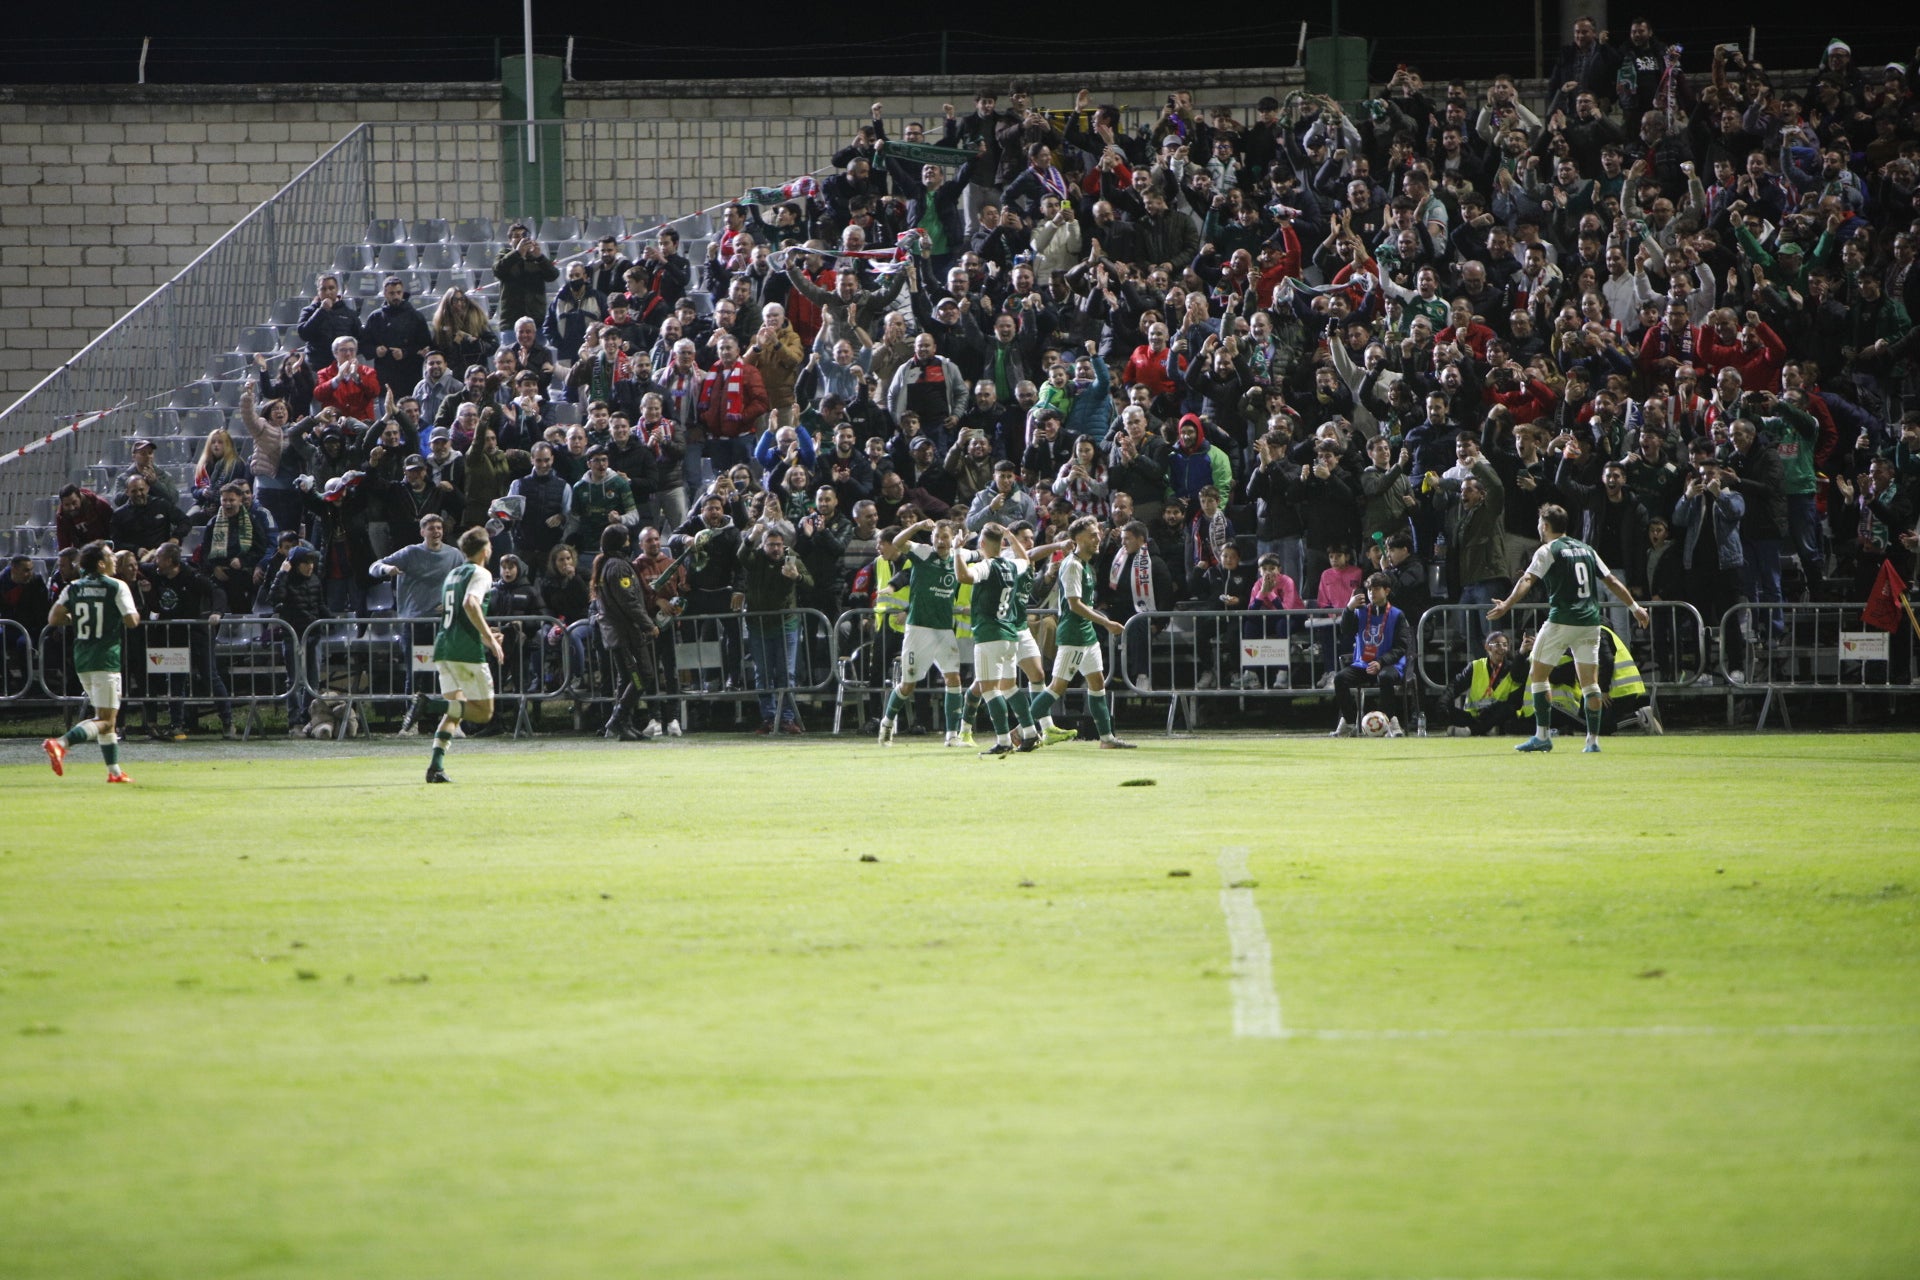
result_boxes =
[0,94,500,405]
[2,69,1316,407]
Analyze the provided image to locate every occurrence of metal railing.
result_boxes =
[36,617,303,736]
[1414,602,1711,698]
[299,613,572,737]
[1113,607,1346,733]
[0,128,373,525]
[1715,602,1919,729]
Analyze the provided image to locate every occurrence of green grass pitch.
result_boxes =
[2,732,1916,1278]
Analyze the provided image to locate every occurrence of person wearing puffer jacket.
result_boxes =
[1165,413,1232,506]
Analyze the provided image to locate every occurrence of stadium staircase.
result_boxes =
[4,209,726,573]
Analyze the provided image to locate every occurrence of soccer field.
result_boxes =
[2,732,1916,1279]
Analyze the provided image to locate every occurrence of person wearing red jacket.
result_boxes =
[1253,222,1304,306]
[1636,302,1700,383]
[1121,324,1183,399]
[1482,361,1559,425]
[55,484,113,550]
[1437,299,1497,363]
[698,333,770,476]
[1697,308,1786,390]
[312,335,383,423]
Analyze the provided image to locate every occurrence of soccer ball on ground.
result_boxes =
[1359,710,1391,738]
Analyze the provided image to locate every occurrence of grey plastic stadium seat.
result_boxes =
[332,245,369,273]
[417,242,458,272]
[168,407,226,438]
[408,218,452,245]
[373,243,413,272]
[365,218,404,245]
[168,381,212,409]
[238,325,280,353]
[582,214,626,241]
[546,401,581,425]
[270,296,307,327]
[537,215,580,243]
[451,217,494,248]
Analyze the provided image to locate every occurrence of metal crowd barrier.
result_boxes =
[0,618,38,702]
[35,616,302,738]
[562,607,839,732]
[298,614,572,739]
[1716,602,1919,729]
[1415,601,1710,708]
[1114,608,1344,733]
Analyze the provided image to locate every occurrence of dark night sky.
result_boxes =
[6,3,1914,87]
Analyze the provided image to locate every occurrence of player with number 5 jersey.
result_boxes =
[1487,504,1650,754]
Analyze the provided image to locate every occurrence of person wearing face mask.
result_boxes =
[541,263,607,365]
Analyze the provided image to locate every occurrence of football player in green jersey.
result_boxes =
[1006,521,1073,746]
[43,541,143,782]
[963,523,1031,755]
[878,518,966,746]
[1488,504,1650,753]
[1027,517,1134,747]
[425,526,506,782]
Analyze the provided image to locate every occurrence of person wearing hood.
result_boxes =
[1166,413,1232,507]
[363,275,432,397]
[542,262,608,363]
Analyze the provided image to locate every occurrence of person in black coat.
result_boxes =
[295,274,362,371]
[362,276,432,401]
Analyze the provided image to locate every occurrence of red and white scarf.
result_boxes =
[1109,545,1158,614]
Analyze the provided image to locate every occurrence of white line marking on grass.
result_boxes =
[1217,845,1283,1038]
[1286,1024,1913,1042]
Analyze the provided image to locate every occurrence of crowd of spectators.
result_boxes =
[11,26,1920,734]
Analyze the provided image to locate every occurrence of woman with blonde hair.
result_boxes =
[430,286,499,376]
[189,426,245,518]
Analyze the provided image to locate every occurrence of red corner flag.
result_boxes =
[1861,559,1909,632]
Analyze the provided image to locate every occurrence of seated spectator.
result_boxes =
[1331,571,1414,737]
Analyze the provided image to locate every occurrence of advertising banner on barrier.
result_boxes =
[1839,631,1889,662]
[1240,638,1291,667]
[146,647,193,675]
[411,645,436,673]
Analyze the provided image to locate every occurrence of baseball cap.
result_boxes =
[403,453,427,470]
[429,426,451,442]
[131,438,155,452]
[910,435,933,450]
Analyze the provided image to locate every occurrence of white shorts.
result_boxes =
[901,624,961,684]
[435,660,496,702]
[1052,643,1104,684]
[80,670,122,712]
[974,639,1020,682]
[1015,629,1042,668]
[1532,621,1601,670]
